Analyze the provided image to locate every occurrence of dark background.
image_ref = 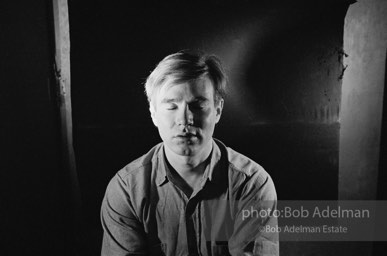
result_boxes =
[69,1,345,254]
[1,0,386,255]
[1,1,66,255]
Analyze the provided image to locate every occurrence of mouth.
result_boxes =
[175,133,196,139]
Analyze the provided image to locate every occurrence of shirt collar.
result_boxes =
[206,138,227,185]
[203,139,221,183]
[155,144,168,186]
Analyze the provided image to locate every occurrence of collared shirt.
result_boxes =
[101,139,278,256]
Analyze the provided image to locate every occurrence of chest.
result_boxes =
[141,183,235,255]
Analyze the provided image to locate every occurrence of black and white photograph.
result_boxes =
[1,0,387,255]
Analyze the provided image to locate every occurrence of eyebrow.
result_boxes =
[161,98,178,104]
[160,96,209,104]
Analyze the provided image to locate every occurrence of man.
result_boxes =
[101,51,278,256]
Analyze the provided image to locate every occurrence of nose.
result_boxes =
[176,104,194,126]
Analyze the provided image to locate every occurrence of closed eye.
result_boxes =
[166,103,177,110]
[189,101,207,110]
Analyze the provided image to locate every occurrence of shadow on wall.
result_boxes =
[68,0,352,255]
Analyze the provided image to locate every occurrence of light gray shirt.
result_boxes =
[101,139,278,256]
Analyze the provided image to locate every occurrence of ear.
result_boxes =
[215,99,224,124]
[149,103,158,127]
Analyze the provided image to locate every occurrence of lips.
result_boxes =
[175,133,196,138]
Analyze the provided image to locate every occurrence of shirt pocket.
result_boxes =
[212,242,231,256]
[149,242,167,256]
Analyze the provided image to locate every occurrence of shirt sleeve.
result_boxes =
[229,170,279,256]
[100,174,148,256]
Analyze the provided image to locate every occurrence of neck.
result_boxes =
[164,141,213,178]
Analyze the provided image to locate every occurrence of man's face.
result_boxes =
[150,77,223,158]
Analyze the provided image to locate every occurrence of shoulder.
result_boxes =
[102,143,163,216]
[227,146,266,177]
[106,143,163,194]
[215,139,277,200]
[216,139,267,180]
[117,143,162,179]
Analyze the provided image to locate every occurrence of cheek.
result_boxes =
[200,112,217,129]
[156,112,175,128]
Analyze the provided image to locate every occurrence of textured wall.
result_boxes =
[0,1,68,255]
[340,0,387,200]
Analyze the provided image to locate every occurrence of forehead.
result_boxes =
[155,77,215,102]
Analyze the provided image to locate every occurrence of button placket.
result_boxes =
[185,196,201,256]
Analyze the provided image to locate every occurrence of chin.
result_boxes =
[173,146,196,156]
[165,142,197,156]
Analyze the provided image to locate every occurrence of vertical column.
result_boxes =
[52,0,81,234]
[339,0,387,199]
